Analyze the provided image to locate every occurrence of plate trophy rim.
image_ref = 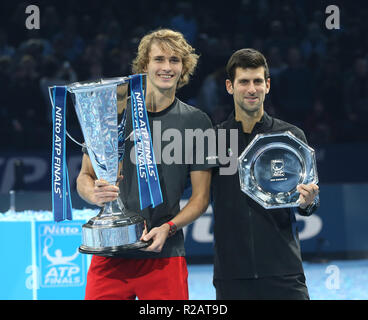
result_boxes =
[238,131,318,209]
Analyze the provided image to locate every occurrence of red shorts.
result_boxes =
[85,255,189,300]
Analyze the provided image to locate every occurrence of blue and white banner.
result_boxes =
[130,74,163,210]
[50,86,73,222]
[38,221,85,288]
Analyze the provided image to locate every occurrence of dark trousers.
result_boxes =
[214,273,310,300]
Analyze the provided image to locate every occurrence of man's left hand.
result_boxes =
[139,224,170,253]
[297,183,319,209]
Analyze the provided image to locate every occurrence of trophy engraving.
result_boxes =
[238,131,318,209]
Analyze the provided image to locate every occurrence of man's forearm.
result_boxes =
[140,168,212,252]
[169,169,212,230]
[171,193,209,230]
[76,173,96,205]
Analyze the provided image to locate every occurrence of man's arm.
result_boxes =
[76,153,120,207]
[291,127,320,215]
[141,169,212,252]
[297,183,320,216]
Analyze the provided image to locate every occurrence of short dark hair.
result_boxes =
[226,48,270,83]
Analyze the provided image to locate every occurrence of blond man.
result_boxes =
[77,29,215,300]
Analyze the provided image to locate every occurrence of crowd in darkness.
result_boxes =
[0,0,367,152]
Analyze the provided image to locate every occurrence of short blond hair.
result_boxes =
[132,29,199,89]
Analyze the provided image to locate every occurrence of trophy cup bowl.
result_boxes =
[55,76,151,256]
[238,131,318,209]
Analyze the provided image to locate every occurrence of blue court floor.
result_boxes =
[187,259,368,300]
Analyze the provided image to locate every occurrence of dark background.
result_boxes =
[0,0,367,187]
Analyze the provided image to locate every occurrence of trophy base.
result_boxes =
[79,239,152,257]
[80,207,150,256]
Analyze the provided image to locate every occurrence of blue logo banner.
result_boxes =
[130,74,163,210]
[51,86,73,222]
[37,221,85,288]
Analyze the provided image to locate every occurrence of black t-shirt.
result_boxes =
[84,97,216,259]
[212,111,317,279]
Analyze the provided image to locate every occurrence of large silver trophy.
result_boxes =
[50,76,151,256]
[238,131,318,209]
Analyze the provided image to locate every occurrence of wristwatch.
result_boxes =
[298,195,320,215]
[166,221,177,237]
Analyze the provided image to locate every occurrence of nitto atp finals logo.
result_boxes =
[37,222,85,288]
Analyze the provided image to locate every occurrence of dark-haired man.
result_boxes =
[212,48,319,300]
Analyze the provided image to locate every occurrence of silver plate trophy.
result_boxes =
[50,76,151,256]
[238,131,318,209]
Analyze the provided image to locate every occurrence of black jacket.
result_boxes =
[212,111,319,280]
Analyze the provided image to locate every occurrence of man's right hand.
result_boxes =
[92,179,120,207]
